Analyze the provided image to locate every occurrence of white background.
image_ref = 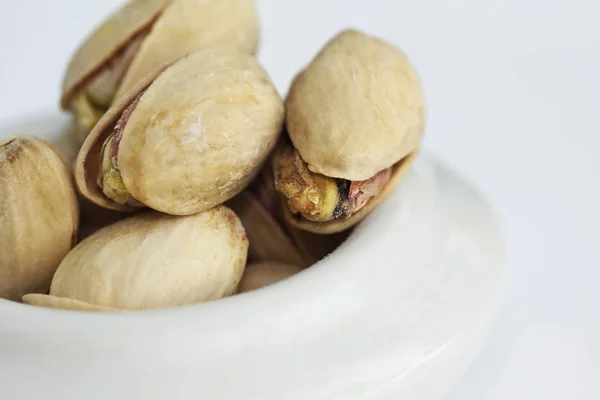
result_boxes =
[0,0,598,399]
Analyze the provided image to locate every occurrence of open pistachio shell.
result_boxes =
[286,29,425,181]
[62,0,260,146]
[22,294,118,312]
[0,137,79,302]
[75,48,283,215]
[280,150,419,234]
[61,0,169,109]
[237,262,303,294]
[114,0,260,101]
[52,127,126,242]
[257,164,350,259]
[74,63,167,213]
[62,0,260,109]
[22,207,248,311]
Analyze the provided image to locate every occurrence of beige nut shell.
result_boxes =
[23,207,248,311]
[281,150,419,234]
[238,262,303,293]
[0,137,79,301]
[76,48,284,215]
[114,0,260,101]
[22,294,118,312]
[62,0,260,109]
[61,0,169,108]
[286,29,426,181]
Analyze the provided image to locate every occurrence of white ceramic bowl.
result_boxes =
[0,112,505,400]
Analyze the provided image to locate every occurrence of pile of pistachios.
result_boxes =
[0,0,426,311]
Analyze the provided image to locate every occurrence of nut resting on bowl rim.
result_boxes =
[274,29,426,234]
[0,137,79,302]
[60,0,261,144]
[22,206,248,311]
[75,47,284,216]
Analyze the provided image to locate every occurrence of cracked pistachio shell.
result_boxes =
[61,0,260,109]
[280,150,420,234]
[113,0,260,101]
[0,137,79,301]
[23,206,248,311]
[61,0,169,109]
[286,29,426,181]
[237,262,303,293]
[52,126,128,243]
[76,48,284,215]
[260,160,351,249]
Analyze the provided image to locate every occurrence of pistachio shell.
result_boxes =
[29,207,247,311]
[69,92,108,143]
[61,0,169,108]
[286,29,426,181]
[0,137,79,301]
[281,150,419,234]
[114,0,260,101]
[62,0,260,110]
[51,126,126,242]
[22,294,118,312]
[237,262,303,293]
[256,165,349,261]
[75,64,169,213]
[76,48,284,215]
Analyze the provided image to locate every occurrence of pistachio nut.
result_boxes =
[276,29,425,234]
[23,206,248,311]
[257,166,350,261]
[237,262,303,294]
[228,169,349,267]
[61,0,260,142]
[0,137,79,301]
[75,48,284,215]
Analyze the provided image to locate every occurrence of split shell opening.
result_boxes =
[61,0,261,143]
[75,47,284,216]
[278,29,426,233]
